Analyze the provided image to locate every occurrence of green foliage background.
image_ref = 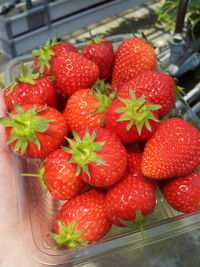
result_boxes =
[156,0,200,38]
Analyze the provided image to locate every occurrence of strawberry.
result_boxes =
[159,169,200,213]
[141,118,200,179]
[126,143,143,174]
[36,149,86,200]
[105,172,156,227]
[126,144,158,190]
[105,90,161,144]
[52,51,100,97]
[81,36,115,81]
[49,188,111,247]
[3,64,57,111]
[117,71,176,118]
[0,104,68,158]
[32,38,77,75]
[63,128,127,187]
[63,80,116,132]
[111,37,158,90]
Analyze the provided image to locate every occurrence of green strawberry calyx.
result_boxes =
[32,38,60,73]
[62,130,106,176]
[118,210,146,239]
[49,219,89,248]
[87,31,105,45]
[0,104,52,155]
[91,79,116,113]
[7,63,40,94]
[115,90,161,135]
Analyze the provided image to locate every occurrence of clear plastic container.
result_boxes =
[5,35,200,267]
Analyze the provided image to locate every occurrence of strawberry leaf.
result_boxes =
[31,116,52,132]
[28,133,41,150]
[20,139,28,155]
[0,117,14,127]
[7,82,18,94]
[14,103,25,114]
[6,130,18,144]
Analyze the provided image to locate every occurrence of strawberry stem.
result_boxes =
[21,173,41,177]
[21,167,47,194]
[135,101,147,112]
[87,31,104,45]
[14,118,27,127]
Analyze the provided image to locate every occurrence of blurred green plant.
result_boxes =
[156,0,200,39]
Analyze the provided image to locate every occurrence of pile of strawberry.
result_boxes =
[0,36,200,249]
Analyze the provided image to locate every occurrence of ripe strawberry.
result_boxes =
[141,118,200,179]
[117,71,176,118]
[63,80,116,132]
[52,51,100,97]
[81,36,115,81]
[160,169,200,213]
[105,172,156,227]
[105,90,161,144]
[3,64,57,111]
[38,149,85,200]
[111,37,158,90]
[126,144,158,190]
[126,143,143,174]
[0,104,68,158]
[32,38,77,75]
[49,188,111,247]
[63,128,127,187]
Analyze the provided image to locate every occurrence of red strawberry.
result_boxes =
[141,118,200,179]
[117,71,176,118]
[3,65,57,111]
[105,90,161,143]
[126,144,158,190]
[32,38,77,75]
[63,128,127,187]
[160,169,200,213]
[49,188,111,247]
[41,149,85,200]
[63,80,116,132]
[0,104,68,158]
[105,172,156,227]
[126,143,143,174]
[81,36,115,81]
[111,37,158,90]
[52,51,100,97]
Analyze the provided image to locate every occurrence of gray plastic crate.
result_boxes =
[0,0,108,39]
[0,0,150,58]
